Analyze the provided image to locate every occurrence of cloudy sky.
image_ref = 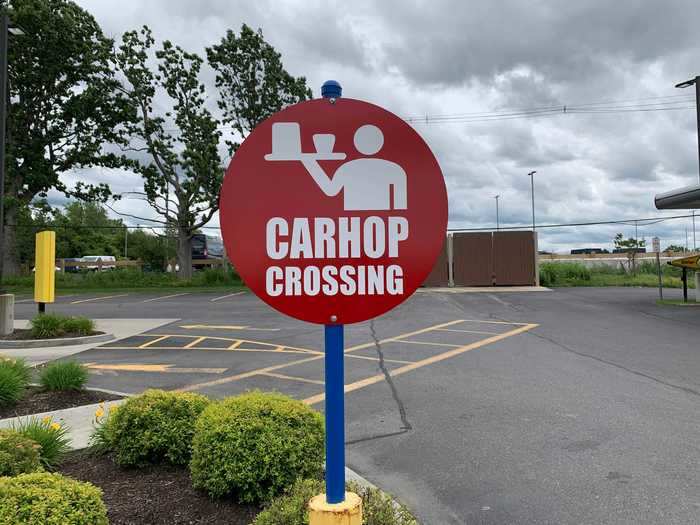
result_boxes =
[66,0,700,252]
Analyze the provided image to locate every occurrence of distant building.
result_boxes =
[570,248,610,255]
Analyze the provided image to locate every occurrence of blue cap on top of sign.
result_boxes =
[321,80,342,99]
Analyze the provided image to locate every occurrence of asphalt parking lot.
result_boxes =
[14,286,700,524]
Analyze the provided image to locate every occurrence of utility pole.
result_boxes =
[675,76,700,184]
[124,226,128,259]
[494,195,500,231]
[635,220,638,244]
[527,171,536,231]
[0,14,8,286]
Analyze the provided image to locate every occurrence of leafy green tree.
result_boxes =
[206,24,312,153]
[614,233,646,274]
[664,244,687,254]
[1,0,131,276]
[51,202,124,259]
[113,27,221,279]
[126,229,175,271]
[115,25,311,279]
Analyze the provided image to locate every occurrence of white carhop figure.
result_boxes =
[265,122,408,211]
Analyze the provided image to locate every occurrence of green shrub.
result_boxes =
[252,478,418,525]
[12,416,71,468]
[87,402,115,455]
[0,365,25,406]
[190,391,325,503]
[108,389,209,467]
[30,313,95,338]
[0,472,108,525]
[30,314,65,338]
[0,429,43,476]
[60,316,94,335]
[0,356,32,383]
[39,361,88,391]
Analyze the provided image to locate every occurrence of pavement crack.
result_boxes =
[531,330,700,399]
[370,320,412,432]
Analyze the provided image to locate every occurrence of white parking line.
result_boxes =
[210,291,245,302]
[142,292,191,303]
[71,293,129,304]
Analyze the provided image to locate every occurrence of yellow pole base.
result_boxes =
[309,492,362,525]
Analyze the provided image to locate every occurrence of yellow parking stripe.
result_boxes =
[303,323,539,406]
[138,335,171,349]
[260,372,325,385]
[71,293,129,304]
[393,339,462,348]
[345,354,415,365]
[210,291,245,302]
[437,328,500,335]
[184,336,207,349]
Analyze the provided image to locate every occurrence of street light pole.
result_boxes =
[527,171,536,231]
[0,13,8,285]
[675,76,700,184]
[494,195,500,231]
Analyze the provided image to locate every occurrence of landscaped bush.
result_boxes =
[39,361,88,391]
[190,391,325,503]
[0,365,25,406]
[0,429,43,476]
[0,472,108,525]
[12,416,71,468]
[252,478,418,525]
[0,356,32,383]
[107,389,209,467]
[30,313,95,338]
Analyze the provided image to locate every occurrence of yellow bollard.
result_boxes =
[34,231,56,309]
[308,492,362,525]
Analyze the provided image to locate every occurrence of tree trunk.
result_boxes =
[176,228,193,279]
[2,205,20,277]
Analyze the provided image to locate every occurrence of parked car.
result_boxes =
[81,255,117,270]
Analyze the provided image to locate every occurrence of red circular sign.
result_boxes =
[220,97,447,324]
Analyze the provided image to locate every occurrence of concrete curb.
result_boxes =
[0,332,115,349]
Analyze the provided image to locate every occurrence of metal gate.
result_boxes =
[423,231,537,287]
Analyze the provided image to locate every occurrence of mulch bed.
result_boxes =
[0,387,122,419]
[60,450,260,525]
[0,328,104,340]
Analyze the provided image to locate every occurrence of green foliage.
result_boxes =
[87,403,115,455]
[126,229,176,270]
[0,356,32,384]
[30,314,64,338]
[539,262,591,287]
[3,0,131,274]
[30,313,95,338]
[2,266,243,291]
[207,24,312,152]
[39,361,88,391]
[190,391,325,503]
[0,472,108,525]
[108,389,210,466]
[12,416,71,468]
[253,478,418,525]
[0,366,26,406]
[0,429,43,476]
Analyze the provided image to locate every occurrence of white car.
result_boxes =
[81,255,117,271]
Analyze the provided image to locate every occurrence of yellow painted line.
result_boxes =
[87,363,226,374]
[345,354,415,365]
[210,291,245,302]
[343,319,465,354]
[228,340,243,350]
[99,345,316,355]
[184,336,207,349]
[70,293,129,304]
[176,319,465,393]
[303,323,539,406]
[142,292,191,303]
[146,333,316,353]
[138,335,171,349]
[392,339,462,348]
[436,328,500,335]
[260,372,325,385]
[457,319,531,326]
[180,324,280,331]
[175,354,325,392]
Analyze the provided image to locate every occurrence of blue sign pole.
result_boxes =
[324,324,345,503]
[321,79,345,505]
